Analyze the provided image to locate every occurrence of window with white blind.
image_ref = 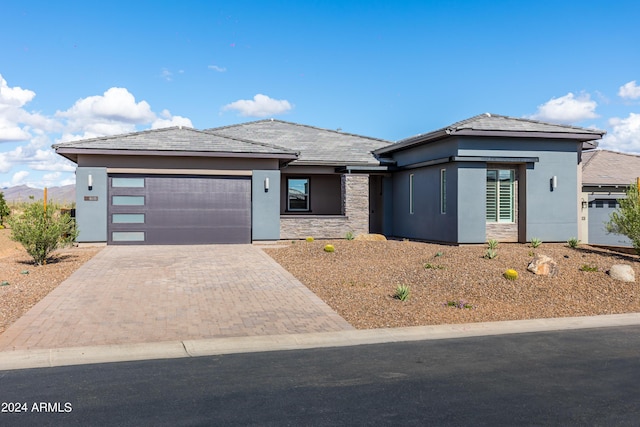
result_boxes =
[486,169,514,222]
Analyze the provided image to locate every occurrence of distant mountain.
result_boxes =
[1,185,76,204]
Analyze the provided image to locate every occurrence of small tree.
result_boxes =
[606,182,640,255]
[0,192,9,226]
[7,201,78,265]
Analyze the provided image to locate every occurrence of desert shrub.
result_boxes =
[487,239,499,250]
[503,269,518,280]
[579,264,598,272]
[567,237,580,249]
[444,300,473,309]
[7,201,77,266]
[324,244,335,253]
[484,249,498,259]
[530,238,542,249]
[435,251,444,257]
[606,183,640,255]
[345,231,354,240]
[306,236,314,242]
[424,263,444,270]
[0,192,9,226]
[394,284,410,301]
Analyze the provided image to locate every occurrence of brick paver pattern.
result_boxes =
[0,245,354,351]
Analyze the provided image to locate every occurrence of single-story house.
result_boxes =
[581,149,640,247]
[53,114,605,245]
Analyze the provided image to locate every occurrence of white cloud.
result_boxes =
[151,109,193,129]
[223,94,292,117]
[11,170,30,186]
[0,75,35,107]
[618,81,640,100]
[0,153,11,173]
[0,76,194,188]
[529,92,598,124]
[57,87,155,128]
[599,112,640,154]
[0,116,31,142]
[161,68,173,82]
[208,65,227,72]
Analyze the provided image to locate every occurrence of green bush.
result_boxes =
[530,237,542,248]
[487,239,499,250]
[7,201,78,266]
[606,183,640,255]
[324,244,335,252]
[394,284,410,301]
[567,237,580,249]
[484,249,498,259]
[0,192,10,226]
[345,231,355,240]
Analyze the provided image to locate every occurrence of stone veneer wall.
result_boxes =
[280,174,369,239]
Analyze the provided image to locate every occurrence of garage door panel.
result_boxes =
[147,192,250,210]
[108,175,251,245]
[147,209,250,227]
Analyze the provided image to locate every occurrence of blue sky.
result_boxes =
[2,0,640,188]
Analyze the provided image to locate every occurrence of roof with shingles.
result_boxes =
[582,149,640,186]
[207,119,391,166]
[53,126,298,156]
[375,113,606,155]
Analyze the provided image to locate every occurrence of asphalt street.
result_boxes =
[1,325,639,426]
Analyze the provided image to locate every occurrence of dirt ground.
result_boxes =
[0,228,102,334]
[1,227,639,335]
[265,239,640,329]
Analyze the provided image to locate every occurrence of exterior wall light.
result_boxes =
[264,177,269,192]
[550,176,557,191]
[88,174,93,191]
[581,199,588,209]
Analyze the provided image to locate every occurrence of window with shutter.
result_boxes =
[486,169,514,223]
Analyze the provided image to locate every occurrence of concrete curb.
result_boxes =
[2,313,639,371]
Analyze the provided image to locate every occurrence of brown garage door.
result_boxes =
[108,175,251,244]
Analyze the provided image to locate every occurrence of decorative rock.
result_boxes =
[527,254,559,277]
[354,233,387,241]
[609,264,635,282]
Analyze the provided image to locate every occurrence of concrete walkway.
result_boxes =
[0,245,353,352]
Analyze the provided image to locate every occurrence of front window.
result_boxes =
[486,169,514,222]
[440,169,446,214]
[288,178,310,211]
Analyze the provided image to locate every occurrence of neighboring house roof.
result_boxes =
[375,113,606,155]
[207,119,391,166]
[53,126,299,163]
[582,149,640,187]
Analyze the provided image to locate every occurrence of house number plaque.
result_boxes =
[84,196,99,201]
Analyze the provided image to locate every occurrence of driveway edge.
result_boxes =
[2,313,639,371]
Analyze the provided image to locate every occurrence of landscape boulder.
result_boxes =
[608,264,635,282]
[354,233,387,241]
[527,254,559,277]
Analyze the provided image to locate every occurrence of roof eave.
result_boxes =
[53,147,299,160]
[373,130,449,156]
[451,129,606,141]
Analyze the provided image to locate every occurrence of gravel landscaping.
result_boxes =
[0,228,101,335]
[264,239,640,329]
[1,226,639,335]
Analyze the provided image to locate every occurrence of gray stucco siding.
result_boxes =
[252,170,281,240]
[76,154,279,171]
[458,137,581,242]
[391,167,457,242]
[76,167,108,242]
[456,163,487,243]
[524,150,579,241]
[391,139,458,168]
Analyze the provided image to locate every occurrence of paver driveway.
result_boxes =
[0,245,353,351]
